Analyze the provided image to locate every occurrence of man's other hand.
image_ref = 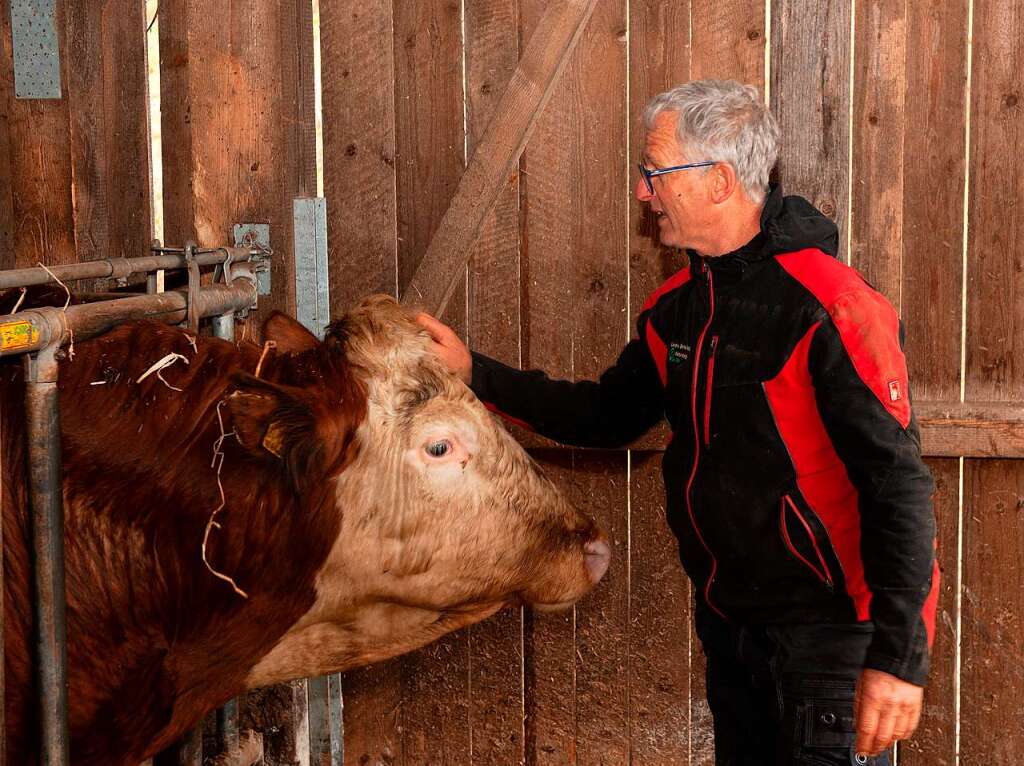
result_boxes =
[414,313,472,384]
[854,668,923,757]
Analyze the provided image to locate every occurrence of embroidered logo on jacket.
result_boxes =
[668,342,691,364]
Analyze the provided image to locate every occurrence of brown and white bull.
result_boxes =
[1,294,610,765]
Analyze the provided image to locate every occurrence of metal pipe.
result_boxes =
[24,344,70,766]
[0,248,257,291]
[0,280,256,359]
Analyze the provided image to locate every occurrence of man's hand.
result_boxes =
[854,668,923,757]
[414,313,472,384]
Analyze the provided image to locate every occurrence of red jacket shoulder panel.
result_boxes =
[776,249,911,429]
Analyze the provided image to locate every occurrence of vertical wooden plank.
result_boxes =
[628,452,691,766]
[463,2,526,764]
[561,3,629,764]
[65,1,152,265]
[318,2,402,761]
[899,0,968,404]
[898,458,959,766]
[0,0,14,270]
[628,0,691,308]
[850,0,905,304]
[965,0,1023,404]
[522,451,577,766]
[960,459,1024,766]
[321,0,398,314]
[0,0,75,269]
[960,5,1024,763]
[518,1,629,763]
[690,0,765,87]
[158,0,317,320]
[390,2,471,764]
[770,0,852,244]
[393,0,468,338]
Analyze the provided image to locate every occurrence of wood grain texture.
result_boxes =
[463,2,526,764]
[320,4,402,756]
[690,0,765,87]
[770,0,852,243]
[158,0,317,320]
[466,0,522,370]
[401,0,600,319]
[321,0,398,315]
[628,0,691,330]
[628,452,692,766]
[898,458,958,766]
[960,459,1024,766]
[964,0,1024,403]
[65,0,152,265]
[850,0,905,305]
[391,2,472,763]
[898,0,968,403]
[0,0,75,269]
[524,451,578,766]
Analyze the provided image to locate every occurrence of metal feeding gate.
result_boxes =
[0,244,274,765]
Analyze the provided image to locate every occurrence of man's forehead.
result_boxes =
[643,111,683,161]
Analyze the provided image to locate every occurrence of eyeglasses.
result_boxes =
[637,160,716,195]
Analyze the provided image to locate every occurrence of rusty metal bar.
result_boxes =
[24,342,69,766]
[0,246,261,291]
[0,279,257,359]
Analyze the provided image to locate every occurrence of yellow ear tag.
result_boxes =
[262,422,286,458]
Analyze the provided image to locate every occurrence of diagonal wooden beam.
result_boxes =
[400,0,600,317]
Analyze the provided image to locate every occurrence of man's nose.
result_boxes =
[635,176,653,202]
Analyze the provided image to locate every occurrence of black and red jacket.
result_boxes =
[470,185,939,686]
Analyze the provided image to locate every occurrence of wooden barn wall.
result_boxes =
[0,0,1022,764]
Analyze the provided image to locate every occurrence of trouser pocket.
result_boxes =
[786,676,889,766]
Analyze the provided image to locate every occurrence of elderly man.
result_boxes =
[417,79,937,765]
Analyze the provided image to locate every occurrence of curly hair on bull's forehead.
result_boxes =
[327,293,455,396]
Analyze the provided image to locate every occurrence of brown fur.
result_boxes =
[2,309,365,765]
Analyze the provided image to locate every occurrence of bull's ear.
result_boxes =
[262,312,319,354]
[227,372,359,486]
[227,372,327,479]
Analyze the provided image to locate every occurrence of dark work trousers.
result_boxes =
[695,604,891,766]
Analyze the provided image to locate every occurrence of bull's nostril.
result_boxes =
[584,539,611,584]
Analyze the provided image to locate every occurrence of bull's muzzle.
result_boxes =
[584,539,611,585]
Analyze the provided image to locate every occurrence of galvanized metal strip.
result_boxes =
[327,673,344,765]
[307,675,331,764]
[10,0,62,99]
[292,198,330,339]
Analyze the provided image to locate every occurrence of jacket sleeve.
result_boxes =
[469,316,665,448]
[808,292,938,686]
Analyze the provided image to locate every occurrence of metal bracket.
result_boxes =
[292,198,330,339]
[184,242,201,333]
[10,0,62,99]
[232,224,272,297]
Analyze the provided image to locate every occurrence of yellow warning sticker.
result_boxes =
[0,320,39,352]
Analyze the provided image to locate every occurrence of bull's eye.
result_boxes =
[425,439,452,458]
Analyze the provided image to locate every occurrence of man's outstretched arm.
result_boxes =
[416,312,665,449]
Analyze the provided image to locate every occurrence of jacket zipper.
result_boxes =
[780,495,834,587]
[703,335,719,447]
[685,265,726,619]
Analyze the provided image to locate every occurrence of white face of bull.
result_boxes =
[245,296,609,686]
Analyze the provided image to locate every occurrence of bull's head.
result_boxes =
[241,295,609,684]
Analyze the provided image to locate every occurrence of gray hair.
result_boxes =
[643,80,779,203]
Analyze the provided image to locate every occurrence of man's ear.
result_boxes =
[262,312,320,354]
[709,161,738,204]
